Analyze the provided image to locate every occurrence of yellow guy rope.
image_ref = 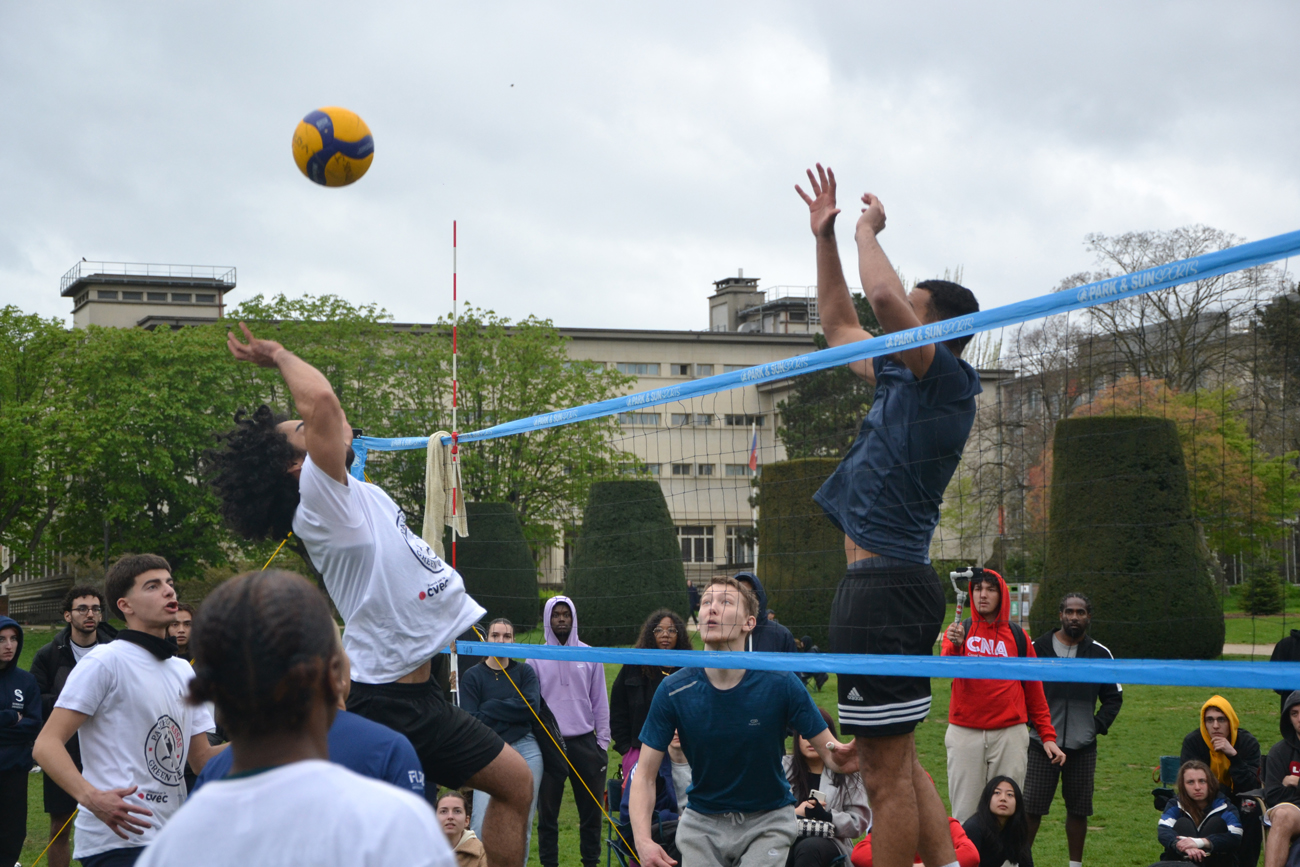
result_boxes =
[260,532,293,571]
[29,809,77,867]
[469,625,640,862]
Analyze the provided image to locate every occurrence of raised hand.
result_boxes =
[795,164,841,240]
[227,322,286,368]
[855,192,887,243]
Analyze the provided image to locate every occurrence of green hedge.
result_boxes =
[757,458,845,649]
[565,481,689,646]
[442,502,539,632]
[1028,416,1223,659]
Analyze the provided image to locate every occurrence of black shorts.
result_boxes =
[1023,741,1097,816]
[829,560,945,737]
[347,677,505,803]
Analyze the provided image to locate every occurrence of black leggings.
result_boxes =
[786,836,841,867]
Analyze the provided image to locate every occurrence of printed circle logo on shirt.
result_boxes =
[144,715,185,787]
[395,510,445,576]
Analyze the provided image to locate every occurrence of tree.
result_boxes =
[1058,226,1287,393]
[564,480,689,646]
[1029,416,1223,659]
[756,458,844,649]
[372,305,634,556]
[0,307,70,581]
[1240,562,1285,616]
[443,502,539,631]
[776,293,879,459]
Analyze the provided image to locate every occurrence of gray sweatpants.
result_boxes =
[677,806,798,867]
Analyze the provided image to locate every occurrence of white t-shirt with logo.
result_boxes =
[293,455,486,684]
[136,759,454,867]
[55,640,216,859]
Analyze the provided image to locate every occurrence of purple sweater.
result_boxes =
[528,596,610,749]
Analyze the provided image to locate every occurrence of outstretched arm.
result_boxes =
[796,164,874,384]
[853,194,935,379]
[227,323,352,483]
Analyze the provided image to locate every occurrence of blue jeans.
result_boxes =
[473,733,543,865]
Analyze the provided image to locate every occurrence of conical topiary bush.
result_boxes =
[565,480,689,646]
[1028,416,1223,659]
[443,501,539,632]
[757,458,845,650]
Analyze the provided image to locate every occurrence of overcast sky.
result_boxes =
[3,2,1297,331]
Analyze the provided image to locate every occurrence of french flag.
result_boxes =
[748,429,759,472]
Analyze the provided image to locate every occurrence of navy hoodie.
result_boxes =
[0,615,42,772]
[733,572,798,653]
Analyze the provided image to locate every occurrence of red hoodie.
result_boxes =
[940,572,1057,740]
[850,817,979,867]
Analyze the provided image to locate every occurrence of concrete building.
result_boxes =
[63,260,236,329]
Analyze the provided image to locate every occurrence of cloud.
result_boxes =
[1,1,1296,330]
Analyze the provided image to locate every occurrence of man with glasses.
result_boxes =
[31,585,118,867]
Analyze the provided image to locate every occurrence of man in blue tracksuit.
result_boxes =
[0,615,43,866]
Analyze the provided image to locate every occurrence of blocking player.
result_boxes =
[797,164,982,867]
[209,324,533,867]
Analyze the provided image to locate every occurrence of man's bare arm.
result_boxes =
[796,164,874,383]
[629,746,677,867]
[854,194,935,380]
[35,708,154,838]
[187,733,230,773]
[227,323,352,483]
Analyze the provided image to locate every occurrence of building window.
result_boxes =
[617,412,660,426]
[76,293,87,306]
[723,364,746,373]
[196,293,216,303]
[172,293,192,303]
[671,413,691,426]
[620,463,661,476]
[724,414,765,427]
[694,413,713,426]
[671,363,691,376]
[678,526,714,563]
[147,292,168,302]
[122,291,143,301]
[617,363,660,376]
[97,290,118,300]
[789,309,808,322]
[671,463,693,476]
[695,364,714,376]
[725,464,755,477]
[726,526,755,565]
[697,463,714,475]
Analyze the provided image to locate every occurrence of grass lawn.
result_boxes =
[8,619,1293,866]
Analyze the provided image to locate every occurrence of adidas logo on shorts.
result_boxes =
[847,687,864,702]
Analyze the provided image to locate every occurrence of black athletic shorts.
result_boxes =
[347,677,505,803]
[1023,741,1097,816]
[829,559,945,737]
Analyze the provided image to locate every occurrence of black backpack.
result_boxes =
[961,618,1028,658]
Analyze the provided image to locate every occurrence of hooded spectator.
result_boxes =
[1263,690,1300,867]
[732,571,797,653]
[0,615,42,867]
[529,596,609,867]
[1181,695,1262,867]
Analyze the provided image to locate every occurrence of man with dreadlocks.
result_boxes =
[208,324,533,867]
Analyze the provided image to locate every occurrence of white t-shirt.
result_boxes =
[293,455,486,683]
[136,759,455,867]
[70,639,95,662]
[55,639,216,859]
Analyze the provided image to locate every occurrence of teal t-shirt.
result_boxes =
[638,667,825,814]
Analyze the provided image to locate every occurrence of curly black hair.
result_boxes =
[634,608,692,652]
[189,569,338,740]
[204,406,302,541]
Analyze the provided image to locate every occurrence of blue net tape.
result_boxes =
[449,641,1300,691]
[350,228,1300,480]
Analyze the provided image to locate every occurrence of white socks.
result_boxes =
[1070,861,1083,867]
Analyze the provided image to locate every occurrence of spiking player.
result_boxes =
[797,164,982,867]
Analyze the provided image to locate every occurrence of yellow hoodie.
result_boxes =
[1199,695,1240,789]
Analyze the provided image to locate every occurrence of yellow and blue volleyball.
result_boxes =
[291,107,374,187]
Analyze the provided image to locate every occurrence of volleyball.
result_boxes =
[291,107,374,187]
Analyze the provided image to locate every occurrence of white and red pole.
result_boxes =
[450,220,461,706]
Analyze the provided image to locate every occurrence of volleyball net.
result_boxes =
[356,228,1300,683]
